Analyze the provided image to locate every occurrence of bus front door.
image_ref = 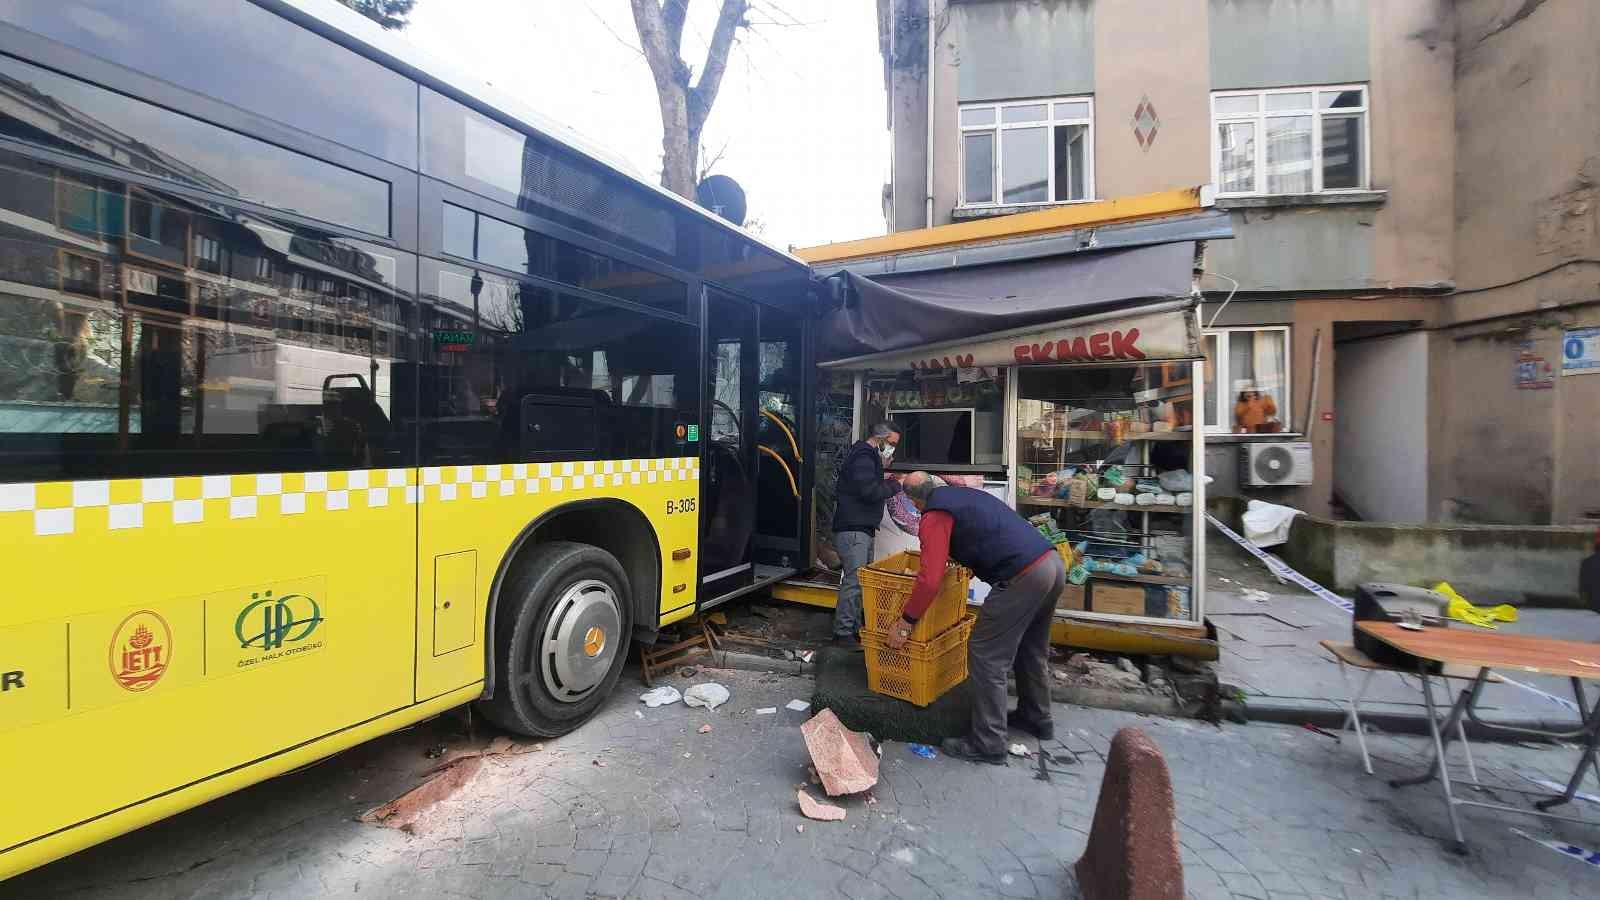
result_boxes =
[700,289,758,601]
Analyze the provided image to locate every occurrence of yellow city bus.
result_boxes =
[0,0,813,878]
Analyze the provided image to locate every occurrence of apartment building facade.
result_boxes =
[875,0,1600,527]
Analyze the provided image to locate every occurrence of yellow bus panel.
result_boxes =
[0,456,697,878]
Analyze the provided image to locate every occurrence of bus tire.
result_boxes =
[478,540,632,737]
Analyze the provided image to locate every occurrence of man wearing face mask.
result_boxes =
[830,421,903,648]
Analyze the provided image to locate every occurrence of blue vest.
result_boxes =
[924,486,1052,586]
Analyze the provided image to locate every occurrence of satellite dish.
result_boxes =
[695,174,747,226]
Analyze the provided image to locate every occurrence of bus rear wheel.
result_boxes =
[478,541,632,737]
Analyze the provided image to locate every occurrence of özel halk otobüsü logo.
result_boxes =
[232,589,325,670]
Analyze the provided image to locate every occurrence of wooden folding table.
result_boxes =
[1355,621,1600,853]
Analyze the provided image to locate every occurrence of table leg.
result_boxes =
[1391,673,1462,787]
[1535,682,1600,812]
[1575,679,1600,790]
[1337,663,1376,775]
[1456,716,1480,788]
[1422,673,1469,852]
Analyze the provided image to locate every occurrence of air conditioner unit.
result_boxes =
[1241,441,1313,487]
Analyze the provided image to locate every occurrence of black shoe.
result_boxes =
[831,635,862,652]
[940,736,1007,766]
[1007,711,1054,741]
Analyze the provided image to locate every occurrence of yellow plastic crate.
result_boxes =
[857,550,969,642]
[861,615,975,707]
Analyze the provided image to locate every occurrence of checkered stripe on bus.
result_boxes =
[0,457,699,537]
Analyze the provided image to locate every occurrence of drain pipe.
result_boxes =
[925,0,935,228]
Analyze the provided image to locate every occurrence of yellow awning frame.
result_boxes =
[795,186,1213,266]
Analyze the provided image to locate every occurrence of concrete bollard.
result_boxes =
[1074,727,1183,900]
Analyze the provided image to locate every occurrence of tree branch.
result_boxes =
[585,2,646,60]
[629,0,679,91]
[662,0,689,55]
[688,0,749,135]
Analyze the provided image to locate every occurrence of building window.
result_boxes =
[959,98,1093,207]
[1212,86,1367,195]
[193,234,222,273]
[1202,327,1291,434]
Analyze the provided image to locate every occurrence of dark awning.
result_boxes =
[818,240,1198,362]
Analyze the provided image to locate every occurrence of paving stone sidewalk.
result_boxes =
[6,667,1599,900]
[1204,531,1600,726]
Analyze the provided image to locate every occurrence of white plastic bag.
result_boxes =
[683,682,731,710]
[1241,499,1303,548]
[639,685,682,708]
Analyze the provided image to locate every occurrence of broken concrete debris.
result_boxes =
[360,755,484,833]
[800,708,880,796]
[797,788,847,822]
[786,699,811,712]
[683,682,731,710]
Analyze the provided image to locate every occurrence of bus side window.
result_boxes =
[414,259,699,467]
[0,149,418,483]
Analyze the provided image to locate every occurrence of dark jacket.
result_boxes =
[832,440,900,535]
[924,485,1053,586]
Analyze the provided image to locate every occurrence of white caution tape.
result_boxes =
[1518,771,1600,805]
[1495,675,1583,714]
[1511,828,1600,869]
[1204,513,1352,612]
[1204,514,1580,714]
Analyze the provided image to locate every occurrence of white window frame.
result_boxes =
[958,96,1094,208]
[1210,85,1369,196]
[1202,326,1293,435]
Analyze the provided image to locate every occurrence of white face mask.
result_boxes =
[879,444,896,462]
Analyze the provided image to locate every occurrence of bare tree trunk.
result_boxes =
[629,0,750,199]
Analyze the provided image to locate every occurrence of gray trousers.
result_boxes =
[967,552,1065,755]
[833,531,875,638]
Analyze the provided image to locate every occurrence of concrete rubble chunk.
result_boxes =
[796,788,847,822]
[800,708,880,796]
[684,682,730,709]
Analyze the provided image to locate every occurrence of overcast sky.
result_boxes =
[402,0,889,251]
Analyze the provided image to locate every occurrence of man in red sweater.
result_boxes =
[886,472,1064,764]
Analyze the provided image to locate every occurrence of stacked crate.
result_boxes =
[857,551,974,706]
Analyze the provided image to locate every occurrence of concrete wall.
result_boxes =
[1432,0,1600,526]
[906,0,1456,295]
[1282,513,1594,605]
[1092,0,1211,199]
[950,0,1094,101]
[1334,332,1429,522]
[1451,0,1600,324]
[1204,206,1378,292]
[1368,0,1456,291]
[1208,0,1370,89]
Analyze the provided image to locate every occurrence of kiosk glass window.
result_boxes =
[1013,364,1199,624]
[862,368,1006,469]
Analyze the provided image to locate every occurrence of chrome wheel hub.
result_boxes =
[539,579,621,703]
